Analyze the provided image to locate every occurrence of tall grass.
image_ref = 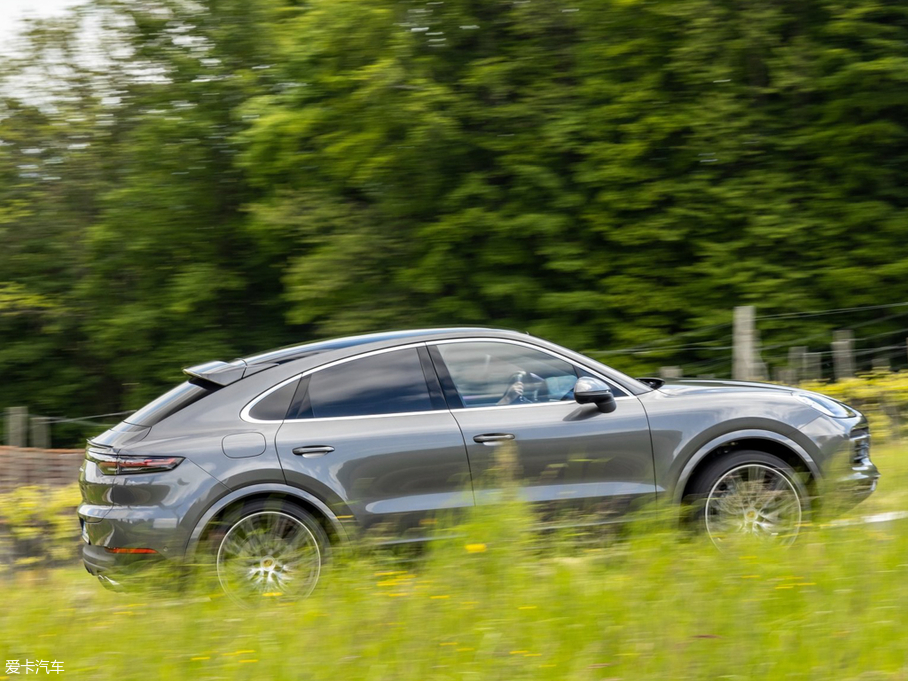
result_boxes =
[1,445,906,680]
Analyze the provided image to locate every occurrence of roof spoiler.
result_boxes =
[183,359,277,387]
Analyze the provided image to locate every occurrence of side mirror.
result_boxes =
[574,376,617,413]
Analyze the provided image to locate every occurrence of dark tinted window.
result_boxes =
[307,348,434,418]
[125,381,214,426]
[249,378,300,421]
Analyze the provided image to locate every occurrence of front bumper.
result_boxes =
[829,455,879,503]
[819,423,880,515]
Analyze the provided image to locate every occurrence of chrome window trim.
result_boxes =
[444,396,635,414]
[242,343,434,424]
[430,337,634,403]
[257,408,452,425]
[242,375,306,424]
[241,337,636,424]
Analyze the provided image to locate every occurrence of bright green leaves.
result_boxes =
[4,0,908,441]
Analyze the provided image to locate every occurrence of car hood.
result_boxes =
[653,378,797,397]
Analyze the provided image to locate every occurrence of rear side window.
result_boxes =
[248,378,300,421]
[302,348,434,419]
[124,381,214,426]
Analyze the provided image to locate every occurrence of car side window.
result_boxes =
[436,342,582,408]
[249,377,300,421]
[301,348,435,419]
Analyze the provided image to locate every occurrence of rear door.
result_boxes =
[274,345,473,534]
[430,339,655,520]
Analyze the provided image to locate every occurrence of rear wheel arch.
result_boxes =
[186,484,349,559]
[204,493,338,545]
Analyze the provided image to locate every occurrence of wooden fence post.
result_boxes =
[804,352,822,381]
[30,416,50,450]
[832,330,855,381]
[5,406,28,448]
[4,406,28,492]
[733,306,766,380]
[788,346,806,384]
[776,367,797,386]
[659,366,683,379]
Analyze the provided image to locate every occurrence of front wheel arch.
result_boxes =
[678,436,817,504]
[685,450,810,546]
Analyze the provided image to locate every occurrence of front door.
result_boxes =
[430,340,656,521]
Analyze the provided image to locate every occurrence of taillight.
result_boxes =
[114,456,184,474]
[104,547,158,554]
[86,447,183,475]
[86,449,119,475]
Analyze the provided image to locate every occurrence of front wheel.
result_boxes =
[689,451,808,548]
[210,499,328,604]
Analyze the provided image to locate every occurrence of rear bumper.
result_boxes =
[77,456,231,583]
[81,542,165,579]
[78,494,191,588]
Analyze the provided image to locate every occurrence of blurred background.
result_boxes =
[2,0,908,444]
[4,3,908,679]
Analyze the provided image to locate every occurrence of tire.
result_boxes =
[207,498,329,604]
[688,451,808,548]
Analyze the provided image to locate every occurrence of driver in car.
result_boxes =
[497,371,550,405]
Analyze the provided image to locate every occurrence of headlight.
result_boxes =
[793,392,857,419]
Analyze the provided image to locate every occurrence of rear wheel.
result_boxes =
[689,451,807,548]
[209,499,328,604]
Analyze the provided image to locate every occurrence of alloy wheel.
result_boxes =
[704,463,802,547]
[216,510,321,603]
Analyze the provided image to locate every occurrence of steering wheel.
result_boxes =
[499,371,548,405]
[498,371,530,405]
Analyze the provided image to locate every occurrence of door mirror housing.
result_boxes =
[574,377,617,413]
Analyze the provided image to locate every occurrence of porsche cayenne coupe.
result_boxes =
[78,328,879,600]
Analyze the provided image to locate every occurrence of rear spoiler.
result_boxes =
[183,359,277,387]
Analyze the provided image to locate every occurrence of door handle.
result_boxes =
[473,433,516,445]
[292,445,335,458]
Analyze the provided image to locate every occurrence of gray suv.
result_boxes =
[78,328,879,599]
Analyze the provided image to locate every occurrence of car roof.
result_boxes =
[242,327,530,366]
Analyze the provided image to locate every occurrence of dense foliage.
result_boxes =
[3,0,908,442]
[0,484,81,567]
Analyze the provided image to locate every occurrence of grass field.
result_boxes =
[2,444,907,680]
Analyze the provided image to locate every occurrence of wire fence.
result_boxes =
[5,301,908,451]
[587,301,908,380]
